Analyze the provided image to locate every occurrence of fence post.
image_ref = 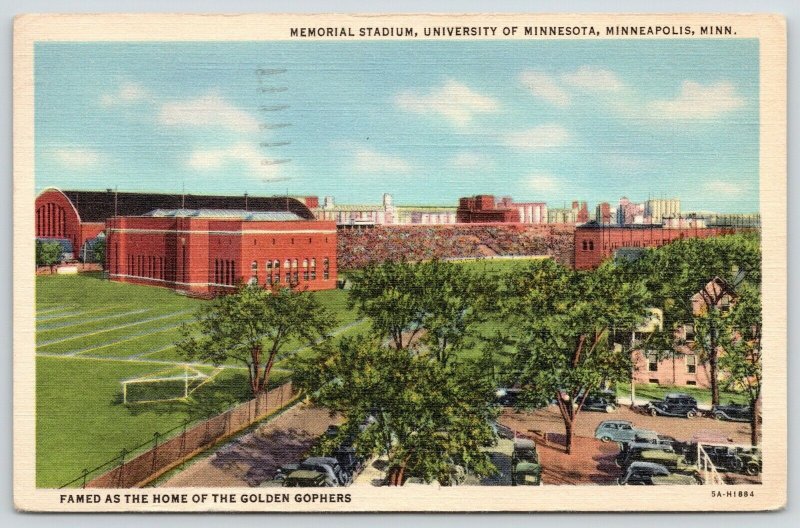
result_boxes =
[152,432,160,471]
[81,468,89,489]
[116,448,128,488]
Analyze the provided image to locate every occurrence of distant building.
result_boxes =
[617,197,645,225]
[644,198,681,224]
[547,201,589,224]
[497,196,548,224]
[456,195,519,223]
[595,202,613,224]
[313,193,395,226]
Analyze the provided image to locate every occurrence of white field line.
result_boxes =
[63,322,190,357]
[35,306,79,318]
[36,310,194,348]
[36,304,128,324]
[37,308,153,332]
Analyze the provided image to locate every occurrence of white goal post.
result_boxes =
[121,365,222,404]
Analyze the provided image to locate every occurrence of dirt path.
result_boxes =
[160,404,339,488]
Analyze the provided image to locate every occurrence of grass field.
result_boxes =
[35,273,358,487]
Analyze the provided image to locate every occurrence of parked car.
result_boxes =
[273,463,300,481]
[736,447,762,476]
[299,456,349,486]
[687,444,753,473]
[618,462,699,485]
[282,469,335,487]
[581,390,619,413]
[495,388,524,407]
[331,446,364,477]
[594,420,653,444]
[619,449,701,480]
[511,438,542,486]
[712,402,752,422]
[645,393,699,418]
[616,438,675,467]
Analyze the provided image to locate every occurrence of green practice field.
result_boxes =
[35,273,360,487]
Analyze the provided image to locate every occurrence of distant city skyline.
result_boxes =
[35,39,759,213]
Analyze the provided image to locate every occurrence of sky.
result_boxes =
[35,39,759,213]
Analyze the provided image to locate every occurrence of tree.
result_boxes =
[292,335,497,485]
[90,238,106,266]
[626,233,761,405]
[501,259,650,454]
[348,260,485,364]
[716,282,762,445]
[177,285,335,397]
[36,240,62,271]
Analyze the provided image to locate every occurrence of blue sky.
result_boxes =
[35,39,759,212]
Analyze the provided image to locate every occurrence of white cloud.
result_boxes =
[52,148,102,169]
[450,151,493,170]
[561,66,627,93]
[648,81,745,120]
[187,142,284,180]
[395,80,499,127]
[352,148,412,173]
[525,173,559,192]
[159,92,260,132]
[100,82,149,106]
[520,71,570,107]
[703,180,744,196]
[504,125,570,150]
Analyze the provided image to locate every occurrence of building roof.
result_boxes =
[143,209,303,221]
[47,189,315,222]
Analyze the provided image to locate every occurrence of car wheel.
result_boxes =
[601,436,612,443]
[729,456,744,473]
[687,410,697,419]
[650,408,658,417]
[713,412,724,421]
[693,473,704,484]
[746,463,760,476]
[605,405,615,413]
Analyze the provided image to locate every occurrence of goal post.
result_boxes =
[121,365,221,404]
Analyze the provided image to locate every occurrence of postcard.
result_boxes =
[13,13,786,511]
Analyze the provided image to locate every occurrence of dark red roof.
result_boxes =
[54,190,315,222]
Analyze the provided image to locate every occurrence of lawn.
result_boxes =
[615,383,749,406]
[35,273,359,487]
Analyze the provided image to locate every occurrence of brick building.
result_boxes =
[574,222,738,270]
[34,188,317,260]
[456,195,519,223]
[105,209,337,296]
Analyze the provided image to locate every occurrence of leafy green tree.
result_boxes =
[348,260,485,364]
[625,233,760,405]
[90,238,106,266]
[502,259,650,454]
[177,285,335,396]
[716,282,762,445]
[36,240,62,271]
[292,335,497,485]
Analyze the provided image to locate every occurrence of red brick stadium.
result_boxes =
[36,188,336,295]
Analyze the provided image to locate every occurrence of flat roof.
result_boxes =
[143,208,303,221]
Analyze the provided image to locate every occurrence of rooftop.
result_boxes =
[143,209,303,221]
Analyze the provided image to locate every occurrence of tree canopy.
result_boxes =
[292,335,497,485]
[347,260,486,364]
[501,259,651,453]
[36,240,62,270]
[177,285,336,396]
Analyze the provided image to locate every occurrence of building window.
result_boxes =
[648,379,659,385]
[311,258,317,280]
[309,237,312,244]
[588,241,594,250]
[302,259,309,280]
[686,354,696,374]
[284,259,290,269]
[266,260,272,270]
[684,324,695,342]
[686,380,697,386]
[582,240,588,250]
[323,257,330,280]
[292,258,298,269]
[647,352,659,372]
[251,261,258,272]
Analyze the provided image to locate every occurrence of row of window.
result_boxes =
[127,254,169,280]
[646,352,696,374]
[36,204,67,238]
[214,259,237,286]
[251,257,331,285]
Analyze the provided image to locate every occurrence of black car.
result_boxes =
[712,402,752,423]
[685,444,749,473]
[495,388,524,407]
[581,390,619,413]
[645,393,699,418]
[331,446,364,477]
[617,461,698,485]
[299,456,350,486]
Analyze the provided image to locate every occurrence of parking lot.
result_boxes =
[499,404,760,485]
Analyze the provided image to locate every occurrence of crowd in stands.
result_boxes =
[338,225,575,269]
